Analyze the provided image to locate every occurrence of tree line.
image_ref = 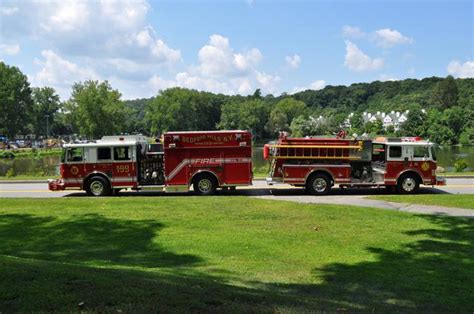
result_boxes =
[0,61,473,145]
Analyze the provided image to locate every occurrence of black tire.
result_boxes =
[85,176,111,197]
[306,173,331,195]
[397,174,419,194]
[193,174,217,195]
[385,185,397,193]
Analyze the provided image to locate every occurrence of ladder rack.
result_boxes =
[268,141,363,160]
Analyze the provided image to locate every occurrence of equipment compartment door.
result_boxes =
[222,151,252,185]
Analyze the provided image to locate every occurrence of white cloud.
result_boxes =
[291,80,326,94]
[447,60,474,78]
[372,28,414,48]
[197,34,262,77]
[40,2,90,32]
[1,0,180,66]
[344,41,384,72]
[255,71,281,94]
[0,6,18,16]
[0,43,20,55]
[32,50,99,99]
[3,2,284,98]
[144,34,280,96]
[379,74,399,81]
[342,25,365,38]
[343,26,414,49]
[285,54,301,69]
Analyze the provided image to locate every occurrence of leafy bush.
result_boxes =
[5,168,15,177]
[454,159,468,172]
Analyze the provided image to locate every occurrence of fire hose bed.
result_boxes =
[0,197,472,312]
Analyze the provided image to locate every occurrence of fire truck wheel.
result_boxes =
[85,176,111,197]
[193,174,217,195]
[306,174,331,195]
[397,174,420,194]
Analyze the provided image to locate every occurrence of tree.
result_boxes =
[32,87,61,138]
[400,110,424,136]
[0,62,34,138]
[349,113,364,132]
[218,99,269,139]
[423,109,453,145]
[364,120,384,135]
[146,88,224,134]
[252,88,262,99]
[67,80,126,138]
[266,97,307,134]
[289,115,332,137]
[431,75,459,109]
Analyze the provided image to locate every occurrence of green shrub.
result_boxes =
[5,168,15,177]
[454,159,468,172]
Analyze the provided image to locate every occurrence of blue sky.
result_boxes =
[0,0,472,100]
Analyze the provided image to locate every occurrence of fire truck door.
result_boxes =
[112,146,135,186]
[95,147,113,177]
[64,147,86,183]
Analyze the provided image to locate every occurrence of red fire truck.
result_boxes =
[48,130,252,196]
[263,132,445,195]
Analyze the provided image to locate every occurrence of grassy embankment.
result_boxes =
[0,148,62,159]
[369,194,474,210]
[0,197,472,312]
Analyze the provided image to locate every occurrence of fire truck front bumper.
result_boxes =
[436,177,446,186]
[48,178,65,191]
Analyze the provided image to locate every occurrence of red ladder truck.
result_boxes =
[263,132,445,195]
[48,130,252,196]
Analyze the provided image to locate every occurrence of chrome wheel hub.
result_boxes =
[313,178,327,192]
[90,181,104,196]
[198,179,212,193]
[402,177,416,192]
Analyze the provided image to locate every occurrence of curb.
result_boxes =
[438,175,474,179]
[0,180,49,184]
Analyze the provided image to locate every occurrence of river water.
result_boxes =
[1,146,473,177]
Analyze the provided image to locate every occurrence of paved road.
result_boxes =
[0,178,472,198]
[1,178,472,216]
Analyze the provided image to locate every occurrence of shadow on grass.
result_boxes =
[0,213,200,267]
[305,214,474,311]
[0,213,472,312]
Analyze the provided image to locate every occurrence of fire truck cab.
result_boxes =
[264,133,445,195]
[49,130,252,196]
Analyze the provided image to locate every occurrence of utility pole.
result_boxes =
[45,114,50,139]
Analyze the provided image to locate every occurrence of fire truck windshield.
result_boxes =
[413,146,430,159]
[431,146,437,161]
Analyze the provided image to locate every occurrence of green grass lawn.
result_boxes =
[369,194,474,210]
[0,197,473,312]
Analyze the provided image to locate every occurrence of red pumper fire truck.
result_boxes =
[263,132,445,195]
[48,130,252,196]
[49,130,445,196]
